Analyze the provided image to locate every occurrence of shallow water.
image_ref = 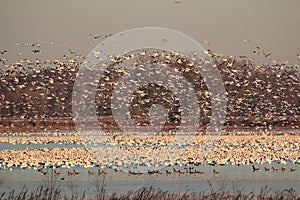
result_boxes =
[0,142,84,150]
[0,132,299,196]
[0,163,299,196]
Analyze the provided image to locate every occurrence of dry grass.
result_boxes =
[0,179,299,200]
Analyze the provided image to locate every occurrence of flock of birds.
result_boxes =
[0,132,299,174]
[0,37,299,133]
[37,167,219,180]
[39,167,107,181]
[34,164,299,181]
[252,165,297,172]
[34,163,298,181]
[0,36,299,175]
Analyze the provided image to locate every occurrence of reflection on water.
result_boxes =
[0,163,299,196]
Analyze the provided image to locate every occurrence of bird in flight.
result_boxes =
[90,33,102,39]
[0,58,6,64]
[102,33,113,38]
[68,49,76,54]
[201,40,210,45]
[0,50,7,54]
[241,39,250,43]
[253,46,262,54]
[175,1,181,3]
[162,38,168,43]
[32,49,41,53]
[90,33,113,39]
[263,52,271,58]
[68,49,81,57]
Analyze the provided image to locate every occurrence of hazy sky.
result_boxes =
[0,0,299,64]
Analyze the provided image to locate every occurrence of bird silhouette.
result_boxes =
[90,33,102,39]
[252,165,260,172]
[32,49,41,53]
[90,33,113,39]
[68,49,75,54]
[0,50,7,54]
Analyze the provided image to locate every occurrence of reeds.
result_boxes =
[0,183,299,200]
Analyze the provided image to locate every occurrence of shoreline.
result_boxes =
[0,116,299,134]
